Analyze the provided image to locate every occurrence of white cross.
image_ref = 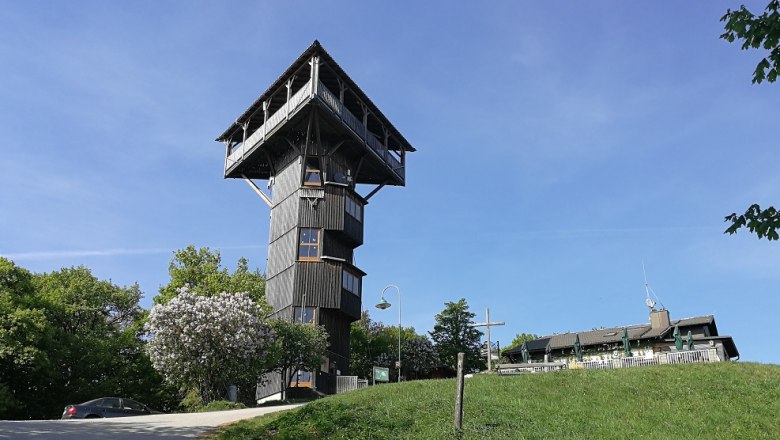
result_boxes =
[469,308,505,371]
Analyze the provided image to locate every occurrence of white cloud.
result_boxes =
[1,244,264,261]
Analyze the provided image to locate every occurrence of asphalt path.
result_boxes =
[0,404,304,440]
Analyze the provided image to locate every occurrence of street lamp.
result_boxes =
[375,284,401,383]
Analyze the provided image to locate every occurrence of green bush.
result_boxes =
[179,388,202,412]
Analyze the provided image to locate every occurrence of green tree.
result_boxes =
[157,245,267,308]
[721,0,780,84]
[0,258,49,419]
[0,260,177,419]
[720,2,780,240]
[401,335,439,380]
[429,299,485,373]
[266,319,329,399]
[350,312,392,380]
[33,266,176,418]
[503,333,539,353]
[350,312,425,382]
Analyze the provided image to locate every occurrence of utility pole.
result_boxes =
[469,308,505,371]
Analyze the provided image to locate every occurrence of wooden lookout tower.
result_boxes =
[216,41,415,397]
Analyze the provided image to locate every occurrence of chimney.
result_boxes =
[650,309,671,329]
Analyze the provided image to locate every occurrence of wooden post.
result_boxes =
[454,352,465,432]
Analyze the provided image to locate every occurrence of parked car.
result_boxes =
[61,397,159,419]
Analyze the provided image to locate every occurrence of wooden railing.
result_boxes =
[226,78,405,182]
[226,80,314,167]
[316,82,405,181]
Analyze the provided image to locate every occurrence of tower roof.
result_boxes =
[216,41,416,153]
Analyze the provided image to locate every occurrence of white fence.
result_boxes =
[497,363,567,375]
[336,376,368,394]
[572,348,719,370]
[499,349,720,375]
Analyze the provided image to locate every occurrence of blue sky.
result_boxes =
[1,2,778,363]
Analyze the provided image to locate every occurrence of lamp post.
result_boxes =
[375,284,401,383]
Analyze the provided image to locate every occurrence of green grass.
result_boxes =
[214,362,780,439]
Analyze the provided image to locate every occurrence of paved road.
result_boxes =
[0,404,304,440]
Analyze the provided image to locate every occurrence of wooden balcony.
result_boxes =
[224,78,405,183]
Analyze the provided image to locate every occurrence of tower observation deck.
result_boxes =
[216,41,415,397]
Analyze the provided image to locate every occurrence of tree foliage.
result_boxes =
[429,299,485,373]
[0,259,176,420]
[350,311,432,382]
[725,204,780,240]
[266,320,329,399]
[503,332,539,353]
[145,288,274,404]
[350,312,393,380]
[720,2,779,240]
[721,0,780,83]
[157,245,267,309]
[401,336,439,380]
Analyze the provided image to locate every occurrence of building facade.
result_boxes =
[504,309,739,368]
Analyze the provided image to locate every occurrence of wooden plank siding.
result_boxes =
[299,184,344,230]
[318,308,353,374]
[323,233,354,261]
[294,261,342,309]
[266,231,297,279]
[271,159,302,205]
[340,288,361,320]
[266,265,295,312]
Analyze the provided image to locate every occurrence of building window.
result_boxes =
[293,306,316,324]
[304,159,322,186]
[298,228,320,260]
[342,269,361,296]
[345,193,362,221]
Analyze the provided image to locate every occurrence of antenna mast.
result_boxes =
[642,262,663,311]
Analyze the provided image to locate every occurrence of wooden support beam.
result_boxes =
[300,111,315,185]
[326,140,346,157]
[353,155,366,188]
[363,182,386,201]
[241,174,273,208]
[284,137,301,154]
[263,150,276,176]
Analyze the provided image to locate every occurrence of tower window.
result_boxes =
[298,228,320,260]
[304,158,322,186]
[345,193,362,221]
[293,306,316,324]
[342,270,361,296]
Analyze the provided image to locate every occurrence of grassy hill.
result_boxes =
[214,362,780,439]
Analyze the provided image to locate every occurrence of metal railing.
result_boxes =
[499,349,721,375]
[572,349,719,370]
[666,348,715,364]
[497,363,567,375]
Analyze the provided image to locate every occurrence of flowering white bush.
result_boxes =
[145,288,274,403]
